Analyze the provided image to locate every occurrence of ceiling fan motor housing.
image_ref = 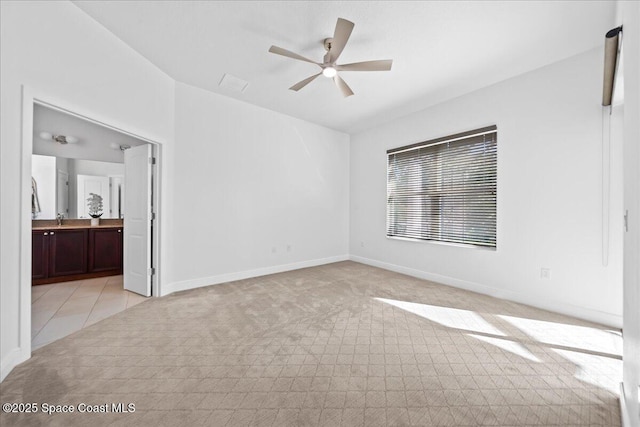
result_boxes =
[323,38,334,52]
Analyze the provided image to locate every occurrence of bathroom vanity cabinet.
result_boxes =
[32,226,123,285]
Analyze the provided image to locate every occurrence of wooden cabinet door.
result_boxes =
[48,229,88,277]
[89,228,123,273]
[32,230,49,281]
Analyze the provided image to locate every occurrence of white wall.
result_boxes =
[165,82,350,294]
[71,159,124,177]
[31,155,56,219]
[621,1,640,425]
[350,47,623,328]
[0,1,175,380]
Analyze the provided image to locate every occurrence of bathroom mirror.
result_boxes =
[32,154,125,220]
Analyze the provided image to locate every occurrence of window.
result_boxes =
[387,126,497,248]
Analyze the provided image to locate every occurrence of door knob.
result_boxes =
[43,232,48,236]
[50,232,55,235]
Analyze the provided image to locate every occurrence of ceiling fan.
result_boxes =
[268,18,393,97]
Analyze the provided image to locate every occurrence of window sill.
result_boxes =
[386,235,496,251]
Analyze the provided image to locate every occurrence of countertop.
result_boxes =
[32,224,123,231]
[33,219,123,230]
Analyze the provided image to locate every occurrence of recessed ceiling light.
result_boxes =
[219,73,249,93]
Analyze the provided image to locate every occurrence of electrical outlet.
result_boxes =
[540,268,551,279]
[286,245,291,252]
[360,241,364,248]
[271,247,277,254]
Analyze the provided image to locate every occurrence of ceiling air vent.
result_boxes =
[219,73,249,93]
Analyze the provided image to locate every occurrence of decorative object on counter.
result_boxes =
[87,193,103,226]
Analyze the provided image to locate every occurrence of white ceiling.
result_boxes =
[73,1,615,134]
[33,104,147,163]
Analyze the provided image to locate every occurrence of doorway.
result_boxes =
[20,91,162,357]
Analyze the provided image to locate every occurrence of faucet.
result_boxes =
[56,213,64,226]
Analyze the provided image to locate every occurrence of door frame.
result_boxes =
[20,85,163,360]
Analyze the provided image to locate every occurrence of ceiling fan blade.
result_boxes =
[336,59,393,72]
[289,72,322,91]
[328,18,355,63]
[269,45,319,65]
[333,74,354,97]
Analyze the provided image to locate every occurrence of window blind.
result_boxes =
[387,126,497,248]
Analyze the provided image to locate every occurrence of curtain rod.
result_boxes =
[602,26,622,107]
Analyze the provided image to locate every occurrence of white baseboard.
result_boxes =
[162,254,350,296]
[0,347,28,383]
[349,255,622,329]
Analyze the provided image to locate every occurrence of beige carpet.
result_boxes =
[0,261,621,426]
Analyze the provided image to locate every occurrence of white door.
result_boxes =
[109,175,124,219]
[124,144,153,297]
[77,174,110,218]
[56,170,69,217]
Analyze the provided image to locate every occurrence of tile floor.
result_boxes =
[31,275,147,350]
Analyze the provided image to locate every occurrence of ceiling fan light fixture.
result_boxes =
[322,66,337,78]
